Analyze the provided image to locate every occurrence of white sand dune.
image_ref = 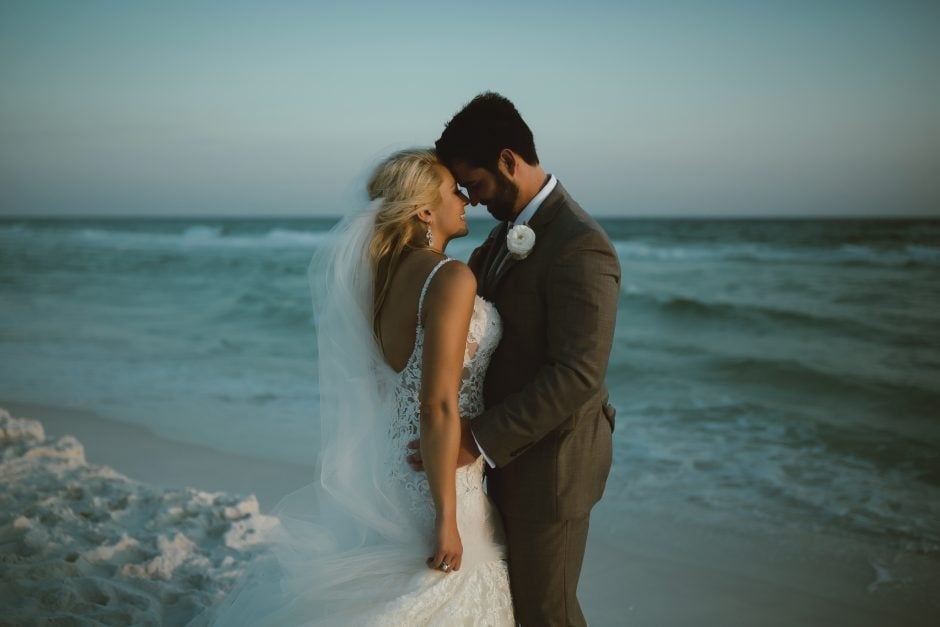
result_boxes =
[0,407,277,625]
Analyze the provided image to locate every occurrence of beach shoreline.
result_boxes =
[2,399,314,511]
[2,400,937,625]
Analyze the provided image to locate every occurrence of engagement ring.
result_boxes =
[440,562,450,571]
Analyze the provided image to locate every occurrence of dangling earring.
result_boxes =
[426,223,433,248]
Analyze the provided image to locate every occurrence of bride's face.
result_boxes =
[430,165,470,247]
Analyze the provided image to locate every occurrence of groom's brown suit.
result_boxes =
[469,180,620,626]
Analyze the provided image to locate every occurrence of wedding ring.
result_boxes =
[440,562,450,571]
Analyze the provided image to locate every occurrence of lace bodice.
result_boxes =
[386,258,502,527]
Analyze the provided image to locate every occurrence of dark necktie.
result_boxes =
[485,223,510,288]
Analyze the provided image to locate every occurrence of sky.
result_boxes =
[1,1,938,218]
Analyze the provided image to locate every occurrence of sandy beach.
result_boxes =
[2,400,314,511]
[2,400,937,626]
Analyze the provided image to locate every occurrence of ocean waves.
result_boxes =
[4,219,939,268]
[613,239,940,267]
[704,354,940,409]
[621,290,929,349]
[605,398,940,555]
[2,216,939,557]
[598,221,940,553]
[0,221,336,251]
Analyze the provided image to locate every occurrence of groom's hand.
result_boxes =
[406,439,424,471]
[457,417,480,466]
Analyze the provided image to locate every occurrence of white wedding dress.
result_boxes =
[375,257,513,625]
[204,257,514,626]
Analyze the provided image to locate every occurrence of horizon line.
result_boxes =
[2,213,939,222]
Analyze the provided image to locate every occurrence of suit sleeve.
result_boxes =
[471,230,620,467]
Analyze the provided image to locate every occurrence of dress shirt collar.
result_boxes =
[511,174,557,227]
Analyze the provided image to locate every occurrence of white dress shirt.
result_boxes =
[512,174,556,227]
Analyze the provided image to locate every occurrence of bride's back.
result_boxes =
[377,250,448,373]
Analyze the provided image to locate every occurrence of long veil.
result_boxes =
[303,200,416,545]
[201,201,430,625]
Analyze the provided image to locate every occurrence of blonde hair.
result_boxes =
[367,148,443,338]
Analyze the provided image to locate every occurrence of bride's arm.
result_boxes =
[418,262,477,573]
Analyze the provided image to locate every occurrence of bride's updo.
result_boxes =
[366,148,443,336]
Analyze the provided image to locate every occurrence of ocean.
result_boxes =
[1,217,938,558]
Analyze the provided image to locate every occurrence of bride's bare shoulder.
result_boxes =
[421,260,476,313]
[396,255,474,290]
[431,259,475,291]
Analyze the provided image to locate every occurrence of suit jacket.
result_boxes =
[468,181,620,522]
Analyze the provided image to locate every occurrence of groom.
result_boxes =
[436,93,620,626]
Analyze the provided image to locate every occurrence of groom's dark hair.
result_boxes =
[435,92,539,171]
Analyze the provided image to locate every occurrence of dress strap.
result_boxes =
[417,258,453,325]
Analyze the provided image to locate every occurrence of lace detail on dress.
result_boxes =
[373,258,511,625]
[386,260,502,527]
[459,294,501,420]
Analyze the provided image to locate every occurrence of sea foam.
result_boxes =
[0,407,278,625]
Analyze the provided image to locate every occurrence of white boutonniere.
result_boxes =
[506,224,536,260]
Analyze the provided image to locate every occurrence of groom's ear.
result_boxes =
[497,149,516,177]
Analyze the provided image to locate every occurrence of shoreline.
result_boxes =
[1,399,313,511]
[2,399,938,625]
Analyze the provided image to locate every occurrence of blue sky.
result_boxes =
[1,1,938,217]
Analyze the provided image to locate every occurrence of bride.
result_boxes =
[205,149,514,625]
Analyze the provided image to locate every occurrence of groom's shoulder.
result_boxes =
[547,185,613,248]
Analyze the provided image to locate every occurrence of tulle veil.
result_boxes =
[198,200,436,625]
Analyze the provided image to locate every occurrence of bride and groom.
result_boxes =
[210,93,620,626]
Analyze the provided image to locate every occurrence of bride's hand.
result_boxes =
[427,517,462,573]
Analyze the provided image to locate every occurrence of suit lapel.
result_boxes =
[485,222,508,274]
[488,241,517,288]
[469,222,507,299]
[477,222,507,295]
[486,182,568,293]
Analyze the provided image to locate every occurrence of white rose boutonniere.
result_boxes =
[506,224,536,260]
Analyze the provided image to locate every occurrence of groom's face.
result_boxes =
[450,161,519,222]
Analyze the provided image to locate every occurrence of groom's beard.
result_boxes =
[484,171,520,222]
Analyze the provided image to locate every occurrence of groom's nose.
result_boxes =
[468,190,480,206]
